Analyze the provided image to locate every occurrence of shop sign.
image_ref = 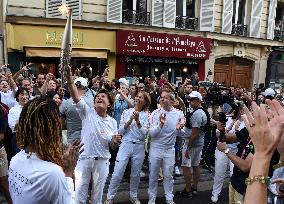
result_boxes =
[117,30,211,59]
[46,31,84,46]
[125,56,198,64]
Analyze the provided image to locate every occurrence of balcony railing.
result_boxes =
[274,30,284,41]
[175,16,198,30]
[122,9,150,25]
[231,24,248,37]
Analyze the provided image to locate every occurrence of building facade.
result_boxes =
[2,0,284,90]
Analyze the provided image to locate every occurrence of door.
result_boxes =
[214,57,252,90]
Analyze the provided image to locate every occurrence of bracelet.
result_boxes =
[273,162,284,170]
[245,175,270,186]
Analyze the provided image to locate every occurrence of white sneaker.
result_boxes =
[104,199,113,204]
[166,200,175,204]
[174,166,181,175]
[211,195,218,203]
[130,197,141,204]
[148,198,156,204]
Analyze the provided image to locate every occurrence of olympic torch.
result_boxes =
[59,5,72,87]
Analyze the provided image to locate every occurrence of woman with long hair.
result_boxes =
[8,97,81,204]
[66,66,121,204]
[105,91,151,204]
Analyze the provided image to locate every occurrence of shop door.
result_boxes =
[214,57,252,90]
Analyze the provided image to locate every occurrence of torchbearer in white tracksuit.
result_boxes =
[66,66,121,204]
[105,91,151,204]
[148,89,185,204]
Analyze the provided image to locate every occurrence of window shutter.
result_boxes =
[267,0,277,40]
[163,0,176,28]
[107,0,123,23]
[46,0,64,18]
[221,0,233,34]
[249,0,263,38]
[66,0,81,20]
[46,0,81,19]
[200,0,215,31]
[152,0,164,27]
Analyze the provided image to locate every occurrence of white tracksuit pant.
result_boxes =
[212,149,234,197]
[75,157,109,204]
[107,141,145,199]
[148,146,175,201]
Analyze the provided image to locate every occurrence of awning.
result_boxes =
[25,47,108,58]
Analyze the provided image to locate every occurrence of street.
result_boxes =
[117,188,229,204]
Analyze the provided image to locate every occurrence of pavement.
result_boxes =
[0,166,230,204]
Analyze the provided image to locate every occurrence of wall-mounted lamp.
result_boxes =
[183,67,188,72]
[154,68,159,72]
[169,68,172,72]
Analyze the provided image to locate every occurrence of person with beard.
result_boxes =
[33,74,45,96]
[105,91,151,204]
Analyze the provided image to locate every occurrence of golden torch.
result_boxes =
[59,5,72,87]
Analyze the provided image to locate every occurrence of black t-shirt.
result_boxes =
[149,90,160,112]
[230,128,280,195]
[230,128,254,195]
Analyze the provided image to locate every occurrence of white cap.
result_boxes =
[74,77,88,87]
[264,88,275,97]
[189,91,203,101]
[119,78,129,87]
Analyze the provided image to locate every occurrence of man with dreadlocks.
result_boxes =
[8,97,83,204]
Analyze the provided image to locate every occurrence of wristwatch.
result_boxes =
[224,148,230,155]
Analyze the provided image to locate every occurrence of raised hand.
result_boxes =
[133,111,139,121]
[159,113,166,128]
[176,117,185,130]
[242,101,284,157]
[63,139,83,177]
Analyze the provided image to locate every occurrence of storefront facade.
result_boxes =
[6,23,116,79]
[115,30,211,83]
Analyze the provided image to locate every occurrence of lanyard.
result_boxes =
[241,138,252,159]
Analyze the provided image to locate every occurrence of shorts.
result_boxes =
[181,138,203,168]
[0,147,8,177]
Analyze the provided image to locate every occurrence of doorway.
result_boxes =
[214,57,253,90]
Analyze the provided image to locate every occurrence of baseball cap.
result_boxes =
[264,88,275,97]
[118,78,129,87]
[188,91,203,101]
[74,77,88,88]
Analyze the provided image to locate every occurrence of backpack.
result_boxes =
[185,107,211,132]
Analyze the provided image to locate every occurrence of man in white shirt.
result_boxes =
[0,76,17,108]
[8,97,82,204]
[148,89,185,204]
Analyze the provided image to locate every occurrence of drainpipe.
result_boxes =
[2,0,8,64]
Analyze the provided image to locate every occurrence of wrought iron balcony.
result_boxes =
[175,16,198,30]
[274,30,284,41]
[231,24,248,37]
[122,9,150,25]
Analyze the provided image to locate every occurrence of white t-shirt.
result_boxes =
[74,98,118,158]
[119,108,150,143]
[149,107,185,149]
[0,90,17,108]
[8,104,23,132]
[9,150,75,204]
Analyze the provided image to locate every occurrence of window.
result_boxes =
[176,0,195,17]
[123,0,147,12]
[46,0,81,20]
[232,0,246,25]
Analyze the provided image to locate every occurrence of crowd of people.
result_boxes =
[1,63,284,204]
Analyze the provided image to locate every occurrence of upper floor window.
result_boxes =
[232,0,246,25]
[176,0,195,17]
[123,0,147,12]
[46,0,82,20]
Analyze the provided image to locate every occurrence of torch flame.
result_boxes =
[58,4,70,16]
